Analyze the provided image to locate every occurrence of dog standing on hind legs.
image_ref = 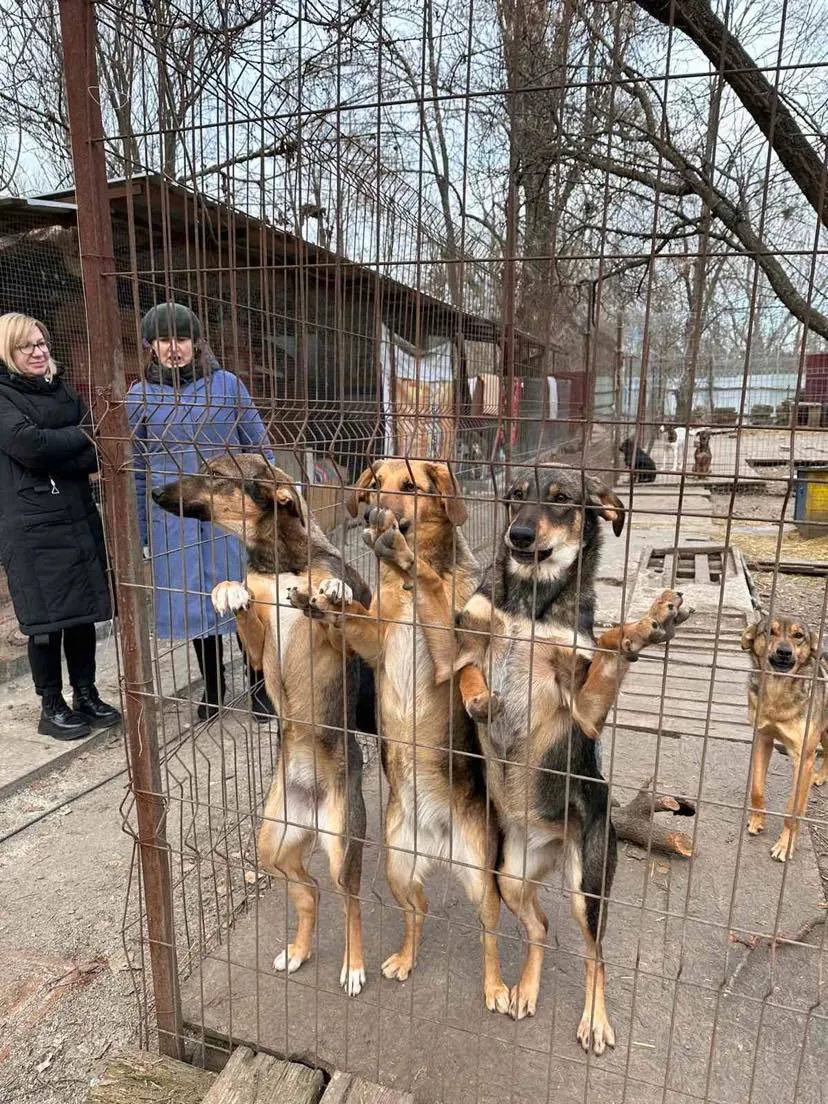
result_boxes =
[290,458,512,1014]
[153,454,372,995]
[386,465,692,1052]
[741,615,828,862]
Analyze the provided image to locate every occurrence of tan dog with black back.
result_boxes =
[290,458,512,1014]
[153,455,373,995]
[741,614,828,861]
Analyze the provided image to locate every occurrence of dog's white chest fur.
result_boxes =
[486,617,594,754]
[266,572,306,665]
[383,597,434,716]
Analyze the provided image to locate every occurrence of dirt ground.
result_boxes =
[0,739,142,1104]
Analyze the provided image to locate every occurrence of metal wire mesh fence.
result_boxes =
[3,0,828,1097]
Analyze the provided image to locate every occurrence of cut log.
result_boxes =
[612,776,696,857]
[202,1046,324,1104]
[321,1070,415,1103]
[88,1049,215,1104]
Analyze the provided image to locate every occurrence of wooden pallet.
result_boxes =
[88,1048,413,1104]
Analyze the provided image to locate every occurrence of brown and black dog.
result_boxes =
[741,615,828,862]
[693,429,712,476]
[290,458,512,1014]
[377,465,691,1053]
[153,454,373,995]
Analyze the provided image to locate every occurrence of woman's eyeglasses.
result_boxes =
[15,340,50,356]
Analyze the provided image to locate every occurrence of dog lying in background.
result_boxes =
[659,424,688,472]
[371,465,691,1053]
[153,455,373,996]
[741,615,828,862]
[693,429,712,475]
[291,459,512,1014]
[619,438,656,483]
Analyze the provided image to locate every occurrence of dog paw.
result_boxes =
[287,581,311,611]
[485,979,511,1015]
[466,691,502,722]
[211,581,251,615]
[622,590,692,657]
[318,577,353,605]
[746,812,766,836]
[273,944,310,974]
[577,1011,616,1056]
[381,951,414,981]
[770,833,795,862]
[363,507,415,572]
[508,983,537,1020]
[814,764,828,786]
[340,962,366,997]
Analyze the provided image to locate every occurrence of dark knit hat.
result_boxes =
[140,302,202,343]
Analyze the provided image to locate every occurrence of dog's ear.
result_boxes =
[425,463,467,526]
[346,466,377,517]
[741,622,759,651]
[274,479,304,518]
[587,478,625,537]
[244,471,303,519]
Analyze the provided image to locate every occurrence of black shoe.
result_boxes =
[72,686,122,729]
[38,695,91,741]
[250,678,275,723]
[197,695,221,722]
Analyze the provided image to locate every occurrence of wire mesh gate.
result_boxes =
[39,0,828,1098]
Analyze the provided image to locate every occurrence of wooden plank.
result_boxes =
[694,553,711,584]
[747,559,828,578]
[613,709,754,743]
[88,1050,216,1104]
[202,1046,324,1104]
[321,1071,415,1104]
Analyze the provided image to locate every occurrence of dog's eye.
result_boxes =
[401,480,416,493]
[553,493,568,504]
[510,488,523,501]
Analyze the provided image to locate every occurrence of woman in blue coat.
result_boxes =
[127,302,274,720]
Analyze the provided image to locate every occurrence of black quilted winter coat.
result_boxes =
[0,365,111,635]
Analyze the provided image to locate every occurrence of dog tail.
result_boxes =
[574,736,617,943]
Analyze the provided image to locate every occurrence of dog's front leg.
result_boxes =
[747,731,773,838]
[212,580,267,670]
[363,506,461,682]
[289,578,383,665]
[453,594,507,721]
[573,590,692,739]
[770,727,815,862]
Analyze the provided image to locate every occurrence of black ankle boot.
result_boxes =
[196,666,226,721]
[249,674,275,723]
[72,686,122,729]
[39,694,91,741]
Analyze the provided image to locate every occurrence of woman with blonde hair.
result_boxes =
[0,313,119,739]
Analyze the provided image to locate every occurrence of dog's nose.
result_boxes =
[151,487,164,504]
[508,524,536,549]
[775,642,793,658]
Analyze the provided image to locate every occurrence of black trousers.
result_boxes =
[28,623,97,698]
[191,635,274,712]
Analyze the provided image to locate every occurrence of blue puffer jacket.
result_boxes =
[126,365,272,641]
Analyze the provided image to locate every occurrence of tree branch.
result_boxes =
[634,0,828,228]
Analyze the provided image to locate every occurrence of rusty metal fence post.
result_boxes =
[57,0,184,1059]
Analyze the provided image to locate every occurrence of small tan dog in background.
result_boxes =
[741,615,828,862]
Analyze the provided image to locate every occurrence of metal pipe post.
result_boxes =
[57,0,184,1059]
